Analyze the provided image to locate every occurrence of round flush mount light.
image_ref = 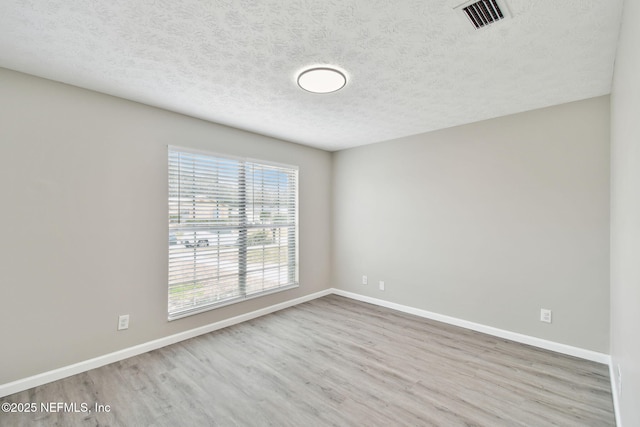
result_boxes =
[297,67,347,94]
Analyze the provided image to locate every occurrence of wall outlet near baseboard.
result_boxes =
[540,309,552,323]
[379,281,385,291]
[362,275,368,285]
[118,314,130,330]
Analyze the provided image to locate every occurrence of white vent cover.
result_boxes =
[451,0,510,30]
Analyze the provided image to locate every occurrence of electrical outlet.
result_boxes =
[379,281,385,291]
[118,314,130,331]
[362,275,368,285]
[540,309,552,323]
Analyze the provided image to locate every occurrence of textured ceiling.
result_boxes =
[0,0,624,151]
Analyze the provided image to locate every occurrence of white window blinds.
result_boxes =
[168,147,298,320]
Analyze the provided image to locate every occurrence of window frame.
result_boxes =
[167,146,299,320]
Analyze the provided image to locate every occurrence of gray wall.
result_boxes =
[0,68,332,384]
[332,97,610,353]
[0,65,614,389]
[610,0,640,424]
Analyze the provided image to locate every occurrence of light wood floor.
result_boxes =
[1,295,615,426]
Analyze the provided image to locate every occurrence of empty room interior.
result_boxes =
[1,0,639,426]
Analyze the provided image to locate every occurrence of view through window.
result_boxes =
[168,147,298,319]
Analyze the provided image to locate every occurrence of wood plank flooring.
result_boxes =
[1,295,615,426]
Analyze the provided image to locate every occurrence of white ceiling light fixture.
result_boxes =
[297,67,347,94]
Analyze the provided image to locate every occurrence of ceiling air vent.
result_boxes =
[452,0,510,30]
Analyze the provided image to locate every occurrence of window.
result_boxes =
[168,147,298,320]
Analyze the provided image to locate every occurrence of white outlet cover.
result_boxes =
[362,275,368,285]
[118,314,130,330]
[379,281,385,291]
[540,309,552,323]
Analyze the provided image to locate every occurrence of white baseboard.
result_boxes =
[0,289,332,398]
[609,360,622,427]
[331,288,611,364]
[1,287,613,400]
